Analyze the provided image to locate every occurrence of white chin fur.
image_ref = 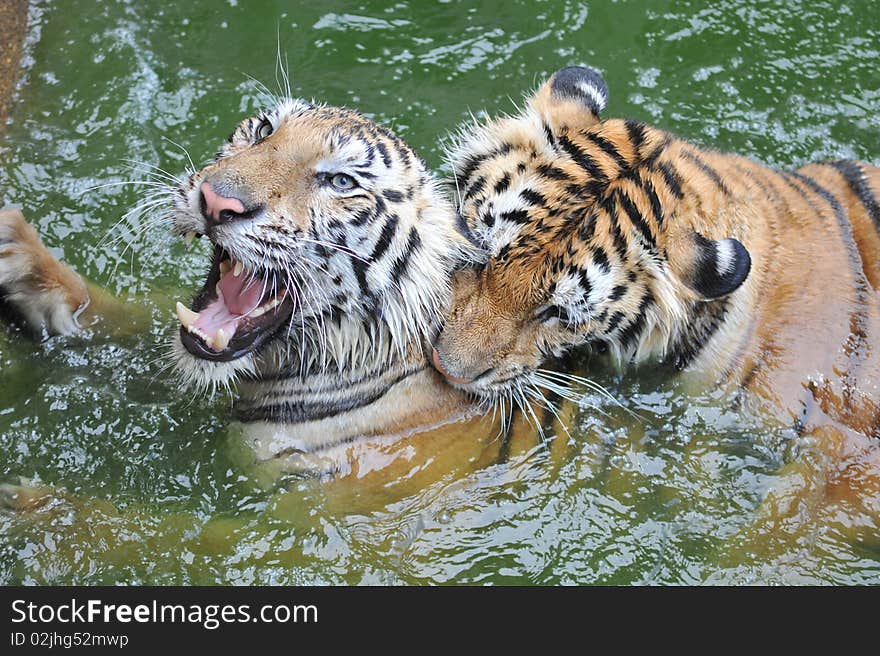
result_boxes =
[170,334,257,394]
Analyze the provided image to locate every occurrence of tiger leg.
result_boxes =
[0,207,151,338]
[0,207,89,335]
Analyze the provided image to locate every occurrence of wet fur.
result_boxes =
[438,67,880,488]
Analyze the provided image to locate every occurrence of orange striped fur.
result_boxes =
[436,67,880,497]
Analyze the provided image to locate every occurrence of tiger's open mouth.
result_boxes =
[176,245,295,362]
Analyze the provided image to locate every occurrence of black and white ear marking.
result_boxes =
[688,233,751,299]
[550,66,609,116]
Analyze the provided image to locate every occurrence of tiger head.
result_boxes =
[170,99,458,389]
[432,66,752,400]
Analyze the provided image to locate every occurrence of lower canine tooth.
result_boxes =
[214,328,231,350]
[175,301,200,327]
[184,232,196,248]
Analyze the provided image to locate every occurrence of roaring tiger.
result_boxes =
[433,65,880,501]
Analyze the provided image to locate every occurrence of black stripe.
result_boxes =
[606,311,625,333]
[369,213,399,261]
[494,172,511,194]
[389,226,422,282]
[542,121,556,148]
[500,209,529,224]
[616,189,656,249]
[519,188,546,207]
[681,150,732,196]
[376,141,391,168]
[585,132,629,170]
[537,163,570,181]
[457,154,485,184]
[458,144,513,185]
[656,161,684,199]
[824,160,880,229]
[391,138,411,167]
[576,211,597,242]
[576,267,592,297]
[592,246,610,273]
[373,196,387,219]
[383,189,404,203]
[351,258,370,297]
[362,141,376,166]
[785,171,867,275]
[537,304,573,324]
[640,177,664,227]
[464,175,487,201]
[625,119,647,159]
[236,368,423,423]
[557,135,607,181]
[641,135,670,169]
[608,284,626,301]
[601,194,629,260]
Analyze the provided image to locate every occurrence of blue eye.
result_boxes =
[330,173,356,191]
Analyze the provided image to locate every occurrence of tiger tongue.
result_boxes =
[189,270,265,344]
[217,269,264,316]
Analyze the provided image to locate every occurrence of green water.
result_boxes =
[1,0,879,584]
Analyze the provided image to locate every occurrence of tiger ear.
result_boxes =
[529,65,608,134]
[666,231,752,300]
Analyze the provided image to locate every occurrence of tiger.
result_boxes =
[0,94,573,507]
[432,65,880,506]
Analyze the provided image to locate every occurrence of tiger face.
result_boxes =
[170,99,456,389]
[433,67,751,399]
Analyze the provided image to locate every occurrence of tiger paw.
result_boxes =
[0,207,88,336]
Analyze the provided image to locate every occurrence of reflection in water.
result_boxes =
[1,0,879,584]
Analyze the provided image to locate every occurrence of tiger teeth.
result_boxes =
[175,303,231,351]
[184,232,196,248]
[219,260,232,275]
[214,328,231,350]
[233,261,243,277]
[190,327,211,345]
[175,301,200,328]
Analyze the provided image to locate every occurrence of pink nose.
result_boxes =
[200,182,246,224]
[431,348,474,384]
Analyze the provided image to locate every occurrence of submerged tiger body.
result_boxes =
[433,67,880,498]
